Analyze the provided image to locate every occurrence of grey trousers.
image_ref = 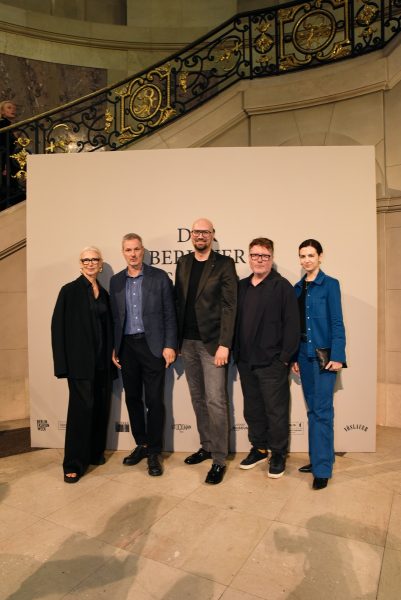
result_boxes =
[181,339,229,466]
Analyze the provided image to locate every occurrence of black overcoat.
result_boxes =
[51,275,114,379]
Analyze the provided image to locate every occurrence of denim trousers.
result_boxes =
[181,339,229,466]
[298,341,337,478]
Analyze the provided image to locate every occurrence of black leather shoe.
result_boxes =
[298,463,312,473]
[313,477,328,490]
[148,454,163,476]
[205,463,226,485]
[123,445,149,466]
[184,448,212,465]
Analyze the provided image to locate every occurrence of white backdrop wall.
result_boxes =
[27,146,377,453]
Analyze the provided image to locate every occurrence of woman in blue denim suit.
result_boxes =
[292,239,346,490]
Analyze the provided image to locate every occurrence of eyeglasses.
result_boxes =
[191,230,213,237]
[249,253,272,262]
[81,257,101,265]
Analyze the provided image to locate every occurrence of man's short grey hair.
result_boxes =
[122,233,143,247]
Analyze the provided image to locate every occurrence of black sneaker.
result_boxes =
[123,445,149,466]
[239,447,268,470]
[268,453,286,479]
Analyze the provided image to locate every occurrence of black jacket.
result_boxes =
[175,250,238,355]
[51,275,115,379]
[234,269,300,366]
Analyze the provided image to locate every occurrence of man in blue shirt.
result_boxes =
[110,233,177,476]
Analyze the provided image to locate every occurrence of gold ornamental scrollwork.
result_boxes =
[46,124,74,153]
[293,10,336,52]
[116,63,176,143]
[131,85,161,119]
[356,2,379,26]
[324,40,351,59]
[279,0,351,69]
[215,39,243,72]
[178,71,188,94]
[257,55,271,65]
[10,136,31,181]
[255,22,274,54]
[359,25,377,44]
[104,108,113,133]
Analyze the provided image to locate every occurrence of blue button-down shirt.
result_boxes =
[124,269,145,334]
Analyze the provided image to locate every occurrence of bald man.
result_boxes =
[175,218,237,484]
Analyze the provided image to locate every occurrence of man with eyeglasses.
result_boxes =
[109,233,177,477]
[234,238,299,479]
[175,218,237,485]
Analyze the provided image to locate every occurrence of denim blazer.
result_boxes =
[294,270,346,362]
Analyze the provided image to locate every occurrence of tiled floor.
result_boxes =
[1,426,400,599]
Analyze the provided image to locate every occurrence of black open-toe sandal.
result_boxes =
[64,472,80,484]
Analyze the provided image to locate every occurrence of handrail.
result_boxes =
[0,238,26,261]
[0,0,400,209]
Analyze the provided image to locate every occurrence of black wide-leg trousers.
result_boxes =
[63,371,111,476]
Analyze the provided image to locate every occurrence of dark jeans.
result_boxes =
[298,341,337,478]
[64,371,111,476]
[120,335,166,454]
[238,358,290,455]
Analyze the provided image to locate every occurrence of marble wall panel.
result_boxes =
[0,291,27,349]
[205,119,249,147]
[0,250,26,294]
[0,348,27,380]
[293,104,335,142]
[377,214,386,383]
[0,375,28,420]
[0,202,25,253]
[375,139,386,198]
[385,225,401,290]
[385,352,401,385]
[0,0,127,24]
[127,0,236,29]
[329,92,384,146]
[250,112,301,146]
[385,79,401,174]
[386,383,401,428]
[386,166,401,196]
[385,290,401,353]
[385,211,401,229]
[0,53,107,120]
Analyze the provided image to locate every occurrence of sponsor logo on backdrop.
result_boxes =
[231,423,248,431]
[115,422,130,433]
[37,419,49,431]
[290,421,304,434]
[58,421,66,430]
[172,424,191,433]
[344,423,368,432]
[148,227,246,278]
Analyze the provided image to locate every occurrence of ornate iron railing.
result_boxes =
[1,0,400,209]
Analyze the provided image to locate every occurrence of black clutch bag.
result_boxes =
[315,348,330,371]
[315,348,347,372]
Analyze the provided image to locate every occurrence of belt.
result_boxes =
[125,333,145,339]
